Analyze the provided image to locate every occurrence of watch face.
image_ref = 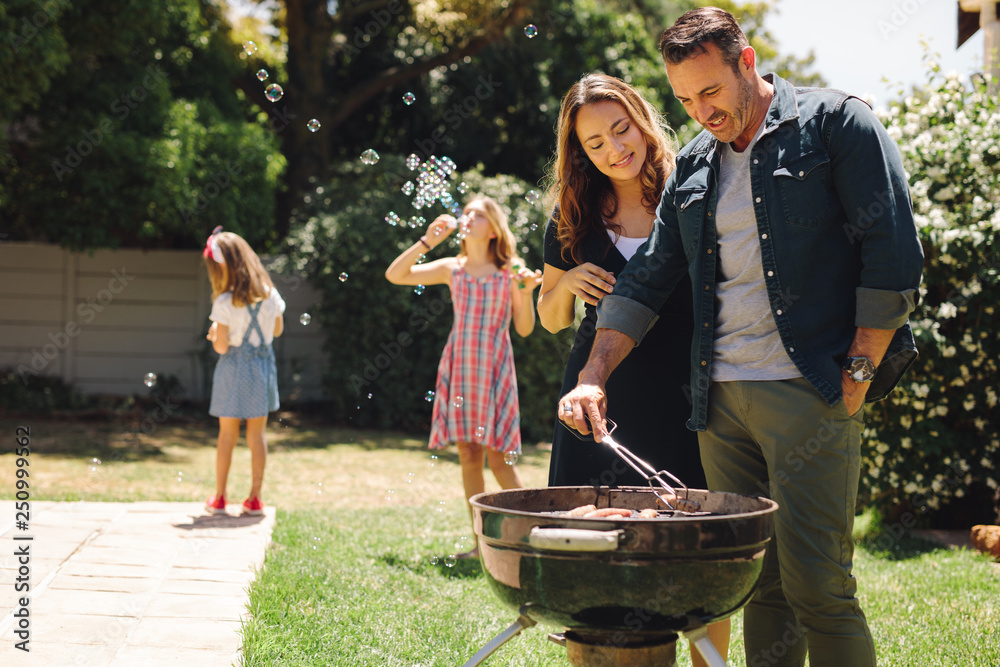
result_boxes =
[845,357,876,382]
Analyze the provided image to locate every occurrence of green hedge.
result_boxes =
[862,59,1000,525]
[279,155,575,444]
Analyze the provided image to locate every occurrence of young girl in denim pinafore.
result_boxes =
[202,228,285,517]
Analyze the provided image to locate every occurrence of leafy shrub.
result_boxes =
[0,369,91,415]
[278,155,575,443]
[862,59,1000,523]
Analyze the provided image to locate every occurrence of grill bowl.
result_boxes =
[471,486,778,642]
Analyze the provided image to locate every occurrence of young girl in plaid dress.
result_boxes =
[386,195,542,556]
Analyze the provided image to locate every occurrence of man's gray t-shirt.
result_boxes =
[712,124,801,382]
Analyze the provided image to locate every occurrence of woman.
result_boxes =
[537,73,728,665]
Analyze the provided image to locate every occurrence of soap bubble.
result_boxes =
[430,556,439,565]
[90,457,102,472]
[385,489,395,502]
[523,24,538,38]
[143,372,157,388]
[402,92,416,105]
[264,84,283,102]
[401,181,414,195]
[406,153,421,170]
[525,190,540,205]
[414,285,425,296]
[407,472,415,484]
[408,216,425,229]
[307,118,321,132]
[256,69,268,81]
[425,391,435,402]
[299,313,311,325]
[457,182,468,194]
[452,396,464,408]
[385,211,401,227]
[243,41,257,55]
[339,272,348,282]
[475,426,485,440]
[445,554,457,568]
[360,149,380,165]
[504,451,519,466]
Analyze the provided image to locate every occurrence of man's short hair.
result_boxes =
[659,7,749,74]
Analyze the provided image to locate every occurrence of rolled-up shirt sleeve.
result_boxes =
[595,294,659,345]
[829,97,924,330]
[856,286,917,330]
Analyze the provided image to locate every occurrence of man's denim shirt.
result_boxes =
[598,73,924,431]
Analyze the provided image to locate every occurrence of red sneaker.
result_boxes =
[205,495,226,515]
[242,497,264,516]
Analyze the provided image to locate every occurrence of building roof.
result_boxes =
[959,1,999,48]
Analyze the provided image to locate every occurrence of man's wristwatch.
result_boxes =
[843,356,877,383]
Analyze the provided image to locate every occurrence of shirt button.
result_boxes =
[789,347,795,353]
[704,322,710,327]
[767,270,774,277]
[707,211,713,216]
[798,171,805,177]
[701,360,707,366]
[707,248,712,254]
[776,309,783,316]
[753,159,759,164]
[761,233,768,239]
[755,197,761,203]
[705,285,710,290]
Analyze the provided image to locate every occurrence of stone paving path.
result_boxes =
[0,501,274,666]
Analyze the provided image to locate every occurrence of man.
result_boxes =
[557,7,923,667]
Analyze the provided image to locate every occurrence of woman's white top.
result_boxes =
[606,229,648,261]
[210,287,286,347]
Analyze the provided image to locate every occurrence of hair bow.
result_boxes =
[203,226,225,264]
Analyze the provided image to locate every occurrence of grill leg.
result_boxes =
[683,625,728,667]
[460,608,536,667]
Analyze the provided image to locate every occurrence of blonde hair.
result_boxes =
[203,231,275,307]
[546,73,677,265]
[459,195,519,270]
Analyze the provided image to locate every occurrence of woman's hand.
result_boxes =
[206,322,218,341]
[562,263,616,306]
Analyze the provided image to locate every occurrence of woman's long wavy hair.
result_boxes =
[546,73,677,265]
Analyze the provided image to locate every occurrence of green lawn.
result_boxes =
[3,414,998,666]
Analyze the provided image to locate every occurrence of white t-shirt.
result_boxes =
[210,287,285,347]
[606,229,648,261]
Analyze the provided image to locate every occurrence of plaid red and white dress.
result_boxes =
[428,266,521,453]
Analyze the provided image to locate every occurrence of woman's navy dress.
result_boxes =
[544,219,706,489]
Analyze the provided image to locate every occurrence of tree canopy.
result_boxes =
[1,0,823,249]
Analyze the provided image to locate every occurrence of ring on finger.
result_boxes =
[561,404,573,414]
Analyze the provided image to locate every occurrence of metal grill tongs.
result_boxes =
[600,419,701,512]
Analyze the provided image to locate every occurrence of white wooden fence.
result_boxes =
[0,242,326,402]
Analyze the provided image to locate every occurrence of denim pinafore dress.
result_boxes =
[209,301,279,419]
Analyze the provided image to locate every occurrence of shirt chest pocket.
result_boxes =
[673,187,708,261]
[773,151,841,228]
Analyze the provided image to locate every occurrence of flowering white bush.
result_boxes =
[863,59,1000,521]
